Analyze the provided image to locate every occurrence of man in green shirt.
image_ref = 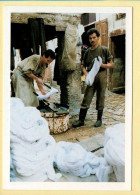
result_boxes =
[73,28,114,128]
[11,49,55,107]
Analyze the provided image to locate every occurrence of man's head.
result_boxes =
[87,28,100,47]
[40,49,56,67]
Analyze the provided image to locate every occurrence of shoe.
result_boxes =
[72,120,84,127]
[94,120,102,127]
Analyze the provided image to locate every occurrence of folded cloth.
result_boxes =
[85,56,102,86]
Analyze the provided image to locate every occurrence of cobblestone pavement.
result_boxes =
[43,81,125,143]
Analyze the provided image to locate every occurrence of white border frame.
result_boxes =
[3,6,132,190]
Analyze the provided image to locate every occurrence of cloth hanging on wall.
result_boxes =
[28,18,46,55]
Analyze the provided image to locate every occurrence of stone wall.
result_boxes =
[57,32,82,115]
[11,13,81,31]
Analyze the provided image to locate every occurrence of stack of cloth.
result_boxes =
[10,98,61,182]
[104,123,125,182]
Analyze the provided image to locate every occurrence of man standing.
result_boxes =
[73,28,114,128]
[11,49,55,107]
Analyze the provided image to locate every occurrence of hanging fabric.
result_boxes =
[28,18,46,55]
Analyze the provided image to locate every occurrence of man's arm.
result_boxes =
[100,59,114,69]
[26,73,46,95]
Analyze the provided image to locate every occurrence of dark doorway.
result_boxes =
[110,34,125,93]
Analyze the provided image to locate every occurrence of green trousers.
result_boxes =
[81,70,107,110]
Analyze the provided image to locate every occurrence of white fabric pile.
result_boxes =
[10,98,61,182]
[54,141,112,182]
[103,123,125,182]
[10,98,125,182]
[85,56,102,86]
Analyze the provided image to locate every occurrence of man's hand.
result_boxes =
[26,73,45,95]
[82,65,88,77]
[100,59,114,69]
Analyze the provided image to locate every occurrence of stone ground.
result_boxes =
[36,81,125,182]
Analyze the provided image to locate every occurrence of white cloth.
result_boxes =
[10,98,123,183]
[103,123,125,181]
[104,123,125,166]
[85,56,102,86]
[54,141,112,182]
[10,98,62,182]
[38,87,58,101]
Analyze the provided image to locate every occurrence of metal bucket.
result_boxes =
[41,111,69,134]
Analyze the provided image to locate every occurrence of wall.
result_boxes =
[96,13,126,36]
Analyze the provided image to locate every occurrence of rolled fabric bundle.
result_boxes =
[85,56,102,86]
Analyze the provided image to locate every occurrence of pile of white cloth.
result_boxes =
[54,141,112,182]
[10,98,61,182]
[85,56,102,86]
[10,98,125,182]
[103,123,125,181]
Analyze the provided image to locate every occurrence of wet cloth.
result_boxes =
[85,56,102,86]
[38,87,58,101]
[11,55,46,107]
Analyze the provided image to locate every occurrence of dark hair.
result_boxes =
[87,28,100,37]
[42,49,56,59]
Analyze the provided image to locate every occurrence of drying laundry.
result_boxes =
[85,56,102,86]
